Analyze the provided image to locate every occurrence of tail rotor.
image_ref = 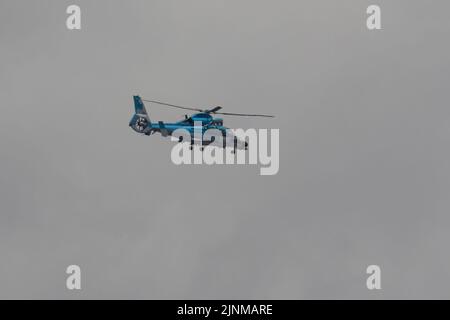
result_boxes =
[130,95,152,134]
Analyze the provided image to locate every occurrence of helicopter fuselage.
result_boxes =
[129,96,269,150]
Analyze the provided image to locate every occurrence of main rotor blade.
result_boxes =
[206,106,222,114]
[215,112,275,118]
[142,99,203,112]
[142,99,275,118]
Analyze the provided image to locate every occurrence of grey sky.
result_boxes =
[1,0,450,299]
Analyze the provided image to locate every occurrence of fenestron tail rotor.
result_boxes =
[142,99,274,118]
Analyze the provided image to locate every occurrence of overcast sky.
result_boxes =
[1,0,450,299]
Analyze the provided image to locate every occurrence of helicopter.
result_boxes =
[129,96,274,152]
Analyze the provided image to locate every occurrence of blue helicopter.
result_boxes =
[129,96,274,151]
